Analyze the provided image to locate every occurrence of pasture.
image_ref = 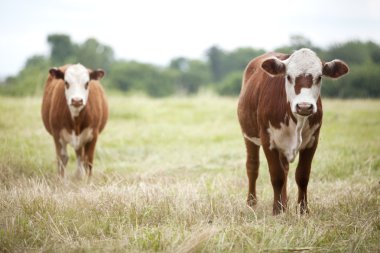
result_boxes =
[0,95,379,252]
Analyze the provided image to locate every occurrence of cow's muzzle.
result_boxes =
[296,102,314,116]
[71,97,84,108]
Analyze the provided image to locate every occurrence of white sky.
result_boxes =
[0,0,379,78]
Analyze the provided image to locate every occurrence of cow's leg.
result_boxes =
[54,137,68,178]
[295,142,318,215]
[244,139,260,207]
[262,146,287,215]
[280,154,289,209]
[75,147,85,180]
[84,134,98,180]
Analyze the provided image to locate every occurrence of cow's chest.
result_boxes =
[267,117,319,163]
[60,128,93,150]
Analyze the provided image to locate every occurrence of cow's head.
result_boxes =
[49,64,104,117]
[261,48,349,117]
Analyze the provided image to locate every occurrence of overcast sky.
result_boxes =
[0,0,379,78]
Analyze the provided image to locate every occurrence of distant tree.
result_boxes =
[207,46,225,82]
[170,57,189,71]
[275,35,321,54]
[108,61,175,97]
[206,46,265,90]
[367,41,380,64]
[0,55,50,96]
[290,35,313,49]
[326,41,370,65]
[2,33,380,99]
[76,38,114,71]
[223,47,265,73]
[216,71,242,96]
[170,58,211,94]
[47,34,75,65]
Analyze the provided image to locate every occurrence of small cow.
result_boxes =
[238,48,349,215]
[41,64,108,180]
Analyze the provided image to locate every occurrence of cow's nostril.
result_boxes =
[296,103,313,116]
[71,98,83,107]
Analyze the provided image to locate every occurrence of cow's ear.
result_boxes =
[90,69,105,80]
[49,68,64,79]
[261,57,286,76]
[323,60,349,79]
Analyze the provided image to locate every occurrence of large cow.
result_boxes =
[238,48,349,215]
[42,64,108,180]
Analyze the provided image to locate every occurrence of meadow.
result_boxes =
[0,95,379,252]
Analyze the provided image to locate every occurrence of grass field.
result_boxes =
[0,95,379,252]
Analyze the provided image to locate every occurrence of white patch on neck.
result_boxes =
[60,128,93,151]
[243,133,261,146]
[267,116,319,163]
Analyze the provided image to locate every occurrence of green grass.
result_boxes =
[0,95,379,252]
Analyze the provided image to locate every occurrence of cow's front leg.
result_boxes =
[244,139,260,207]
[84,133,98,180]
[262,145,287,215]
[296,142,318,215]
[279,154,289,209]
[75,147,85,180]
[54,137,68,179]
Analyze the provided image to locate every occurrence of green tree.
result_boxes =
[367,41,380,64]
[207,46,225,82]
[169,58,211,94]
[0,55,50,96]
[108,61,175,97]
[76,38,114,72]
[47,34,75,65]
[223,47,265,74]
[326,41,370,65]
[216,71,242,96]
[275,35,321,54]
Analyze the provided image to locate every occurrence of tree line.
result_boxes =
[1,34,380,98]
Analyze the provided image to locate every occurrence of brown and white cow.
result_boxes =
[42,63,108,180]
[238,48,349,215]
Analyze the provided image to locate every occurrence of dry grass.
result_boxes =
[0,95,379,252]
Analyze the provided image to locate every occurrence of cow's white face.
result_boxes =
[284,49,322,116]
[261,48,349,117]
[64,64,90,116]
[49,64,105,118]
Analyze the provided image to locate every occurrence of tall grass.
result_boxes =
[0,95,379,252]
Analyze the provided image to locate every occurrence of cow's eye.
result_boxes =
[64,81,69,89]
[85,82,89,89]
[286,75,292,83]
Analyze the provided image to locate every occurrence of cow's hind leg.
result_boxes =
[54,137,68,179]
[244,139,260,207]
